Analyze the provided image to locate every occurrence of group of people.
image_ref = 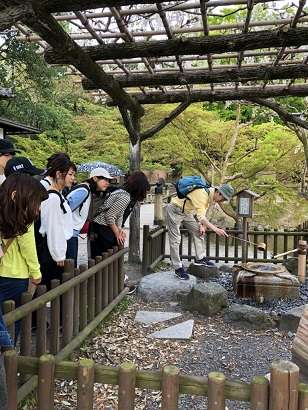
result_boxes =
[0,139,234,357]
[0,139,150,351]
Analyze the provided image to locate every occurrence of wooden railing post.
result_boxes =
[73,267,81,336]
[118,362,136,410]
[108,249,114,303]
[62,271,74,347]
[298,383,308,410]
[37,354,55,410]
[154,181,164,225]
[77,358,94,410]
[20,292,32,385]
[102,252,109,308]
[50,279,61,355]
[251,375,269,410]
[208,372,226,410]
[36,285,47,358]
[118,244,125,293]
[95,256,103,315]
[142,225,150,275]
[297,240,307,283]
[269,360,299,410]
[3,349,18,410]
[87,259,95,322]
[113,245,119,297]
[162,365,179,410]
[79,264,88,330]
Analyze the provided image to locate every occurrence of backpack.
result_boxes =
[174,175,211,199]
[64,183,90,214]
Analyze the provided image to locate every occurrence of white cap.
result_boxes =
[90,167,117,183]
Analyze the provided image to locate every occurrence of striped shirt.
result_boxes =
[93,189,130,227]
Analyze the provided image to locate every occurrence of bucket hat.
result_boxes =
[0,139,16,154]
[5,157,45,177]
[90,167,117,183]
[215,184,234,201]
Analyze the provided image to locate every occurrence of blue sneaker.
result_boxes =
[175,267,189,280]
[194,257,215,267]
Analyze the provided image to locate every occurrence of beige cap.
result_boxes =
[90,167,117,183]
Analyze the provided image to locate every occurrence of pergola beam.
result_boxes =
[82,64,308,89]
[44,27,308,64]
[105,84,308,105]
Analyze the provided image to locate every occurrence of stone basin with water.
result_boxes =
[233,262,300,301]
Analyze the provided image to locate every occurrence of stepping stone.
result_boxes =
[147,320,194,339]
[135,310,182,324]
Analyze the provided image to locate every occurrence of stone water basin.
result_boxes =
[233,262,299,301]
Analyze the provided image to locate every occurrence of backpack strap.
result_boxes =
[48,189,67,214]
[1,238,14,255]
[42,177,51,186]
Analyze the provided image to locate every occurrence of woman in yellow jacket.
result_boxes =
[0,173,48,345]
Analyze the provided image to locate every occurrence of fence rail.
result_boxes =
[2,245,128,404]
[3,353,308,410]
[142,225,308,273]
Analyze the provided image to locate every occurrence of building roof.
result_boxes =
[0,117,42,135]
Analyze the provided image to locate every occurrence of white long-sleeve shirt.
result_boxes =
[39,192,73,262]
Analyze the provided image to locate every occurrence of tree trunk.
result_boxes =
[128,122,142,263]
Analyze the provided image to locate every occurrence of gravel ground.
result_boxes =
[46,262,301,410]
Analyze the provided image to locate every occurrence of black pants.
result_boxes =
[90,222,118,259]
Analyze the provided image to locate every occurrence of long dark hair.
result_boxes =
[121,171,150,202]
[0,173,48,238]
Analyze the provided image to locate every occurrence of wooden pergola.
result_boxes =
[1,0,308,260]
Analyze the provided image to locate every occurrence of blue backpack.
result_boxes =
[174,175,211,199]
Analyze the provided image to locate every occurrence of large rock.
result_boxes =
[279,305,305,333]
[182,282,228,316]
[223,304,275,330]
[138,271,197,302]
[187,263,220,280]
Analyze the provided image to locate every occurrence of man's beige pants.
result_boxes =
[166,202,206,270]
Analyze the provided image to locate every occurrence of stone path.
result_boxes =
[134,309,194,339]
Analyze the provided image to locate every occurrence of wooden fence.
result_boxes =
[3,353,308,409]
[2,245,128,404]
[142,225,308,274]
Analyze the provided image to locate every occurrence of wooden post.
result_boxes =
[20,292,32,385]
[118,244,125,292]
[50,279,61,355]
[62,271,73,347]
[36,285,47,358]
[251,375,269,410]
[208,372,226,409]
[77,359,94,410]
[142,225,150,275]
[113,246,119,297]
[108,249,114,303]
[73,267,81,336]
[242,217,248,263]
[87,259,95,322]
[102,252,109,308]
[37,354,55,410]
[269,360,299,410]
[79,264,88,330]
[297,240,307,283]
[95,256,103,315]
[298,383,308,410]
[118,362,136,410]
[162,365,179,410]
[154,181,164,225]
[3,349,18,410]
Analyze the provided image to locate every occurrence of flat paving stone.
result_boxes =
[135,310,182,324]
[147,319,194,339]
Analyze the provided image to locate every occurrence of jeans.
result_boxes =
[66,236,78,268]
[0,276,28,346]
